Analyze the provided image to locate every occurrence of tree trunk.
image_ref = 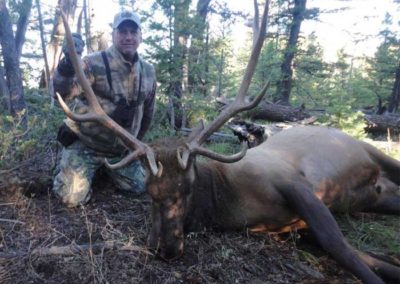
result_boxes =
[15,0,33,63]
[40,0,77,88]
[215,48,224,98]
[83,0,92,52]
[252,0,260,48]
[387,63,400,113]
[203,25,210,96]
[35,0,53,99]
[168,0,190,129]
[0,65,10,111]
[0,0,27,128]
[274,0,307,105]
[188,0,211,96]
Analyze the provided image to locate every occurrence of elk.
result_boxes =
[58,3,400,283]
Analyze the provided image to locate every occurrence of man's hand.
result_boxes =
[57,33,85,77]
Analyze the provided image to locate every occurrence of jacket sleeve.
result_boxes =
[137,80,156,140]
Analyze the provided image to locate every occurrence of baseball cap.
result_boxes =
[112,11,141,29]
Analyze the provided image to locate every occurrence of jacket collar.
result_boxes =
[109,45,140,66]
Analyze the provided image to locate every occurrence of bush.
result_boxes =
[0,90,64,169]
[319,98,368,140]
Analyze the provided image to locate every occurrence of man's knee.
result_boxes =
[53,170,92,207]
[112,160,146,195]
[53,143,98,207]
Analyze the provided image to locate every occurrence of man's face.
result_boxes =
[113,21,141,61]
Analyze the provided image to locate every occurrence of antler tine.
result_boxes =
[193,141,248,163]
[194,0,269,147]
[103,148,161,177]
[104,150,144,170]
[60,13,104,114]
[176,1,270,169]
[58,13,159,174]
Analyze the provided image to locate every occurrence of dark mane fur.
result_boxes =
[150,137,187,170]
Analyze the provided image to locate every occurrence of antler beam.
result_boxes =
[178,0,271,168]
[57,12,159,176]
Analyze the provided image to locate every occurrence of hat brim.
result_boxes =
[113,19,140,29]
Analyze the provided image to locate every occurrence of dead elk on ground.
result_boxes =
[58,4,400,284]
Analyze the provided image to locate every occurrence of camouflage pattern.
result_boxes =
[53,45,156,154]
[52,45,156,206]
[53,141,145,207]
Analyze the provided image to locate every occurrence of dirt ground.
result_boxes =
[3,173,394,284]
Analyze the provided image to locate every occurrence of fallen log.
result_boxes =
[226,118,318,148]
[364,113,400,133]
[248,102,312,122]
[217,97,314,122]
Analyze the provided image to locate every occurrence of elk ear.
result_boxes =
[187,120,204,143]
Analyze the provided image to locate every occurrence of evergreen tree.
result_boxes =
[0,0,33,129]
[366,12,400,113]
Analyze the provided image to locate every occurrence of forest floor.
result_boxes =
[0,173,399,284]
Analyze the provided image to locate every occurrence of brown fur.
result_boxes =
[145,126,400,284]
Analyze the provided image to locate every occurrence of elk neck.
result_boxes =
[184,159,243,232]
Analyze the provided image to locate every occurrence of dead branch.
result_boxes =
[0,218,25,225]
[0,241,153,259]
[179,127,238,143]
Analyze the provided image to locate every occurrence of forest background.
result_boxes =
[0,1,399,282]
[1,0,400,164]
[1,0,400,158]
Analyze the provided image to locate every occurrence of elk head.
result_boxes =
[58,0,270,261]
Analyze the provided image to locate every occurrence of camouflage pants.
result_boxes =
[53,141,145,207]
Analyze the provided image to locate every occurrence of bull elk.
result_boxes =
[58,3,400,283]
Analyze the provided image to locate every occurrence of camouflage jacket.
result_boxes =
[53,45,156,155]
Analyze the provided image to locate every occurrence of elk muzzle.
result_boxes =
[147,197,186,261]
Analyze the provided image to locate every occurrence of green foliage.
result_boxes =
[203,140,241,157]
[338,215,400,254]
[322,108,367,140]
[292,33,333,108]
[144,0,248,128]
[366,38,400,103]
[0,89,63,168]
[144,123,177,143]
[184,92,218,127]
[5,0,398,163]
[234,34,284,101]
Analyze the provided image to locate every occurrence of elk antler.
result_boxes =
[177,0,271,169]
[57,12,160,176]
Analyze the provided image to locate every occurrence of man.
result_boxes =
[52,11,156,207]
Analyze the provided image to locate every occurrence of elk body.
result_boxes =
[145,127,400,284]
[58,3,399,283]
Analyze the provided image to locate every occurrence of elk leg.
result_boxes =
[279,181,384,284]
[356,251,400,283]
